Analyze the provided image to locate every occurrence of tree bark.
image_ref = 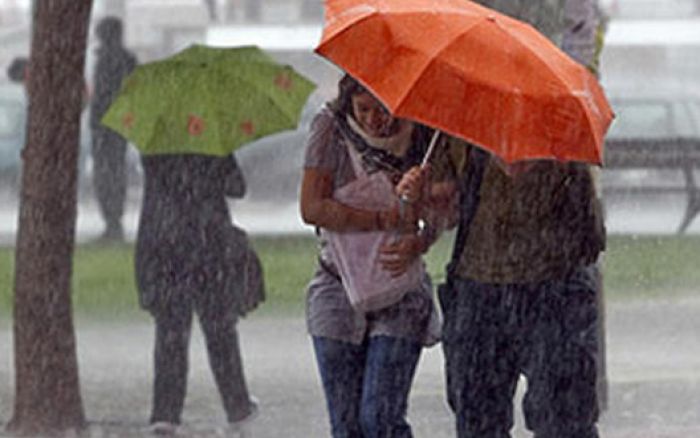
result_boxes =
[8,0,93,435]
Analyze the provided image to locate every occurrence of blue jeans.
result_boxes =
[312,335,422,438]
[440,266,600,438]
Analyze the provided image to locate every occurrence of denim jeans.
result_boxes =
[440,266,600,438]
[312,335,422,438]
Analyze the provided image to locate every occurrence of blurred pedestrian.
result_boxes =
[203,0,217,21]
[300,74,455,437]
[428,1,607,437]
[135,153,260,436]
[89,16,137,242]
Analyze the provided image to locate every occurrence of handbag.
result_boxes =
[224,224,265,317]
[325,142,424,312]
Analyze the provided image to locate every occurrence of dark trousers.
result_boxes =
[150,290,250,424]
[440,266,600,438]
[312,335,422,438]
[92,127,126,233]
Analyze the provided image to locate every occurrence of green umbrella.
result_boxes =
[101,44,316,156]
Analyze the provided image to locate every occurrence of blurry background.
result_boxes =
[1,0,700,236]
[1,1,700,437]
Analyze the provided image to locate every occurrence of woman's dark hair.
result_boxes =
[329,74,370,117]
[328,74,434,169]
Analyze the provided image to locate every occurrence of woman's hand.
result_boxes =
[301,168,416,232]
[378,201,420,233]
[379,233,426,276]
[396,165,430,203]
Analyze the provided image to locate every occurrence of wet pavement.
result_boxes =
[1,298,700,437]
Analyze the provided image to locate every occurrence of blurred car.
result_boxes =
[605,88,700,166]
[0,83,93,193]
[603,87,700,232]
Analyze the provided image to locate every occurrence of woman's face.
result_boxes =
[350,92,396,137]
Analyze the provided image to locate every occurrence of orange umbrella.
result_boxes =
[316,0,614,165]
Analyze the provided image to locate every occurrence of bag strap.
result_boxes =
[446,146,489,280]
[344,136,369,179]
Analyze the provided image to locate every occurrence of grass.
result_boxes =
[1,234,699,319]
[602,235,700,299]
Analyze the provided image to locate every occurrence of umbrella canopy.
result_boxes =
[102,44,316,156]
[316,0,614,164]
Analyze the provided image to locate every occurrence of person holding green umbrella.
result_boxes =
[102,44,315,436]
[137,153,257,436]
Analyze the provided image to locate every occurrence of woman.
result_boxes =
[300,75,453,437]
[135,154,258,436]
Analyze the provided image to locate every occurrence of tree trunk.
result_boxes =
[8,0,93,435]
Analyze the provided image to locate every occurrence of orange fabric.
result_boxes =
[316,0,614,164]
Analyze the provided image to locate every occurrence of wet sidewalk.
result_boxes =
[1,299,700,437]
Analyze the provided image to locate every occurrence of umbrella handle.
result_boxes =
[397,129,441,218]
[395,129,440,240]
[421,129,442,169]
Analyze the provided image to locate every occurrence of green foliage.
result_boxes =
[602,235,700,301]
[249,235,317,316]
[0,234,699,319]
[0,249,12,315]
[71,242,140,317]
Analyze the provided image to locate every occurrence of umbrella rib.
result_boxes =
[495,20,574,94]
[320,5,380,45]
[495,21,610,162]
[230,66,302,122]
[503,31,603,157]
[391,16,487,112]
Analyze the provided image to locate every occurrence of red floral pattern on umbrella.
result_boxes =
[274,72,293,91]
[188,114,205,136]
[101,45,316,156]
[122,112,135,129]
[240,119,256,136]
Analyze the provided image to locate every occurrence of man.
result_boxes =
[89,16,137,242]
[437,1,606,437]
[562,0,610,412]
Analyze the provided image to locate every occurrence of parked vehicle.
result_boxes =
[603,87,700,232]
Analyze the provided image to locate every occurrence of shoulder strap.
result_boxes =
[446,146,489,280]
[343,135,369,179]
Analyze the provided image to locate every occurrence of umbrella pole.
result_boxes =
[421,129,442,168]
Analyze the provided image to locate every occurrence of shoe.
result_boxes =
[228,397,259,437]
[149,421,177,436]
